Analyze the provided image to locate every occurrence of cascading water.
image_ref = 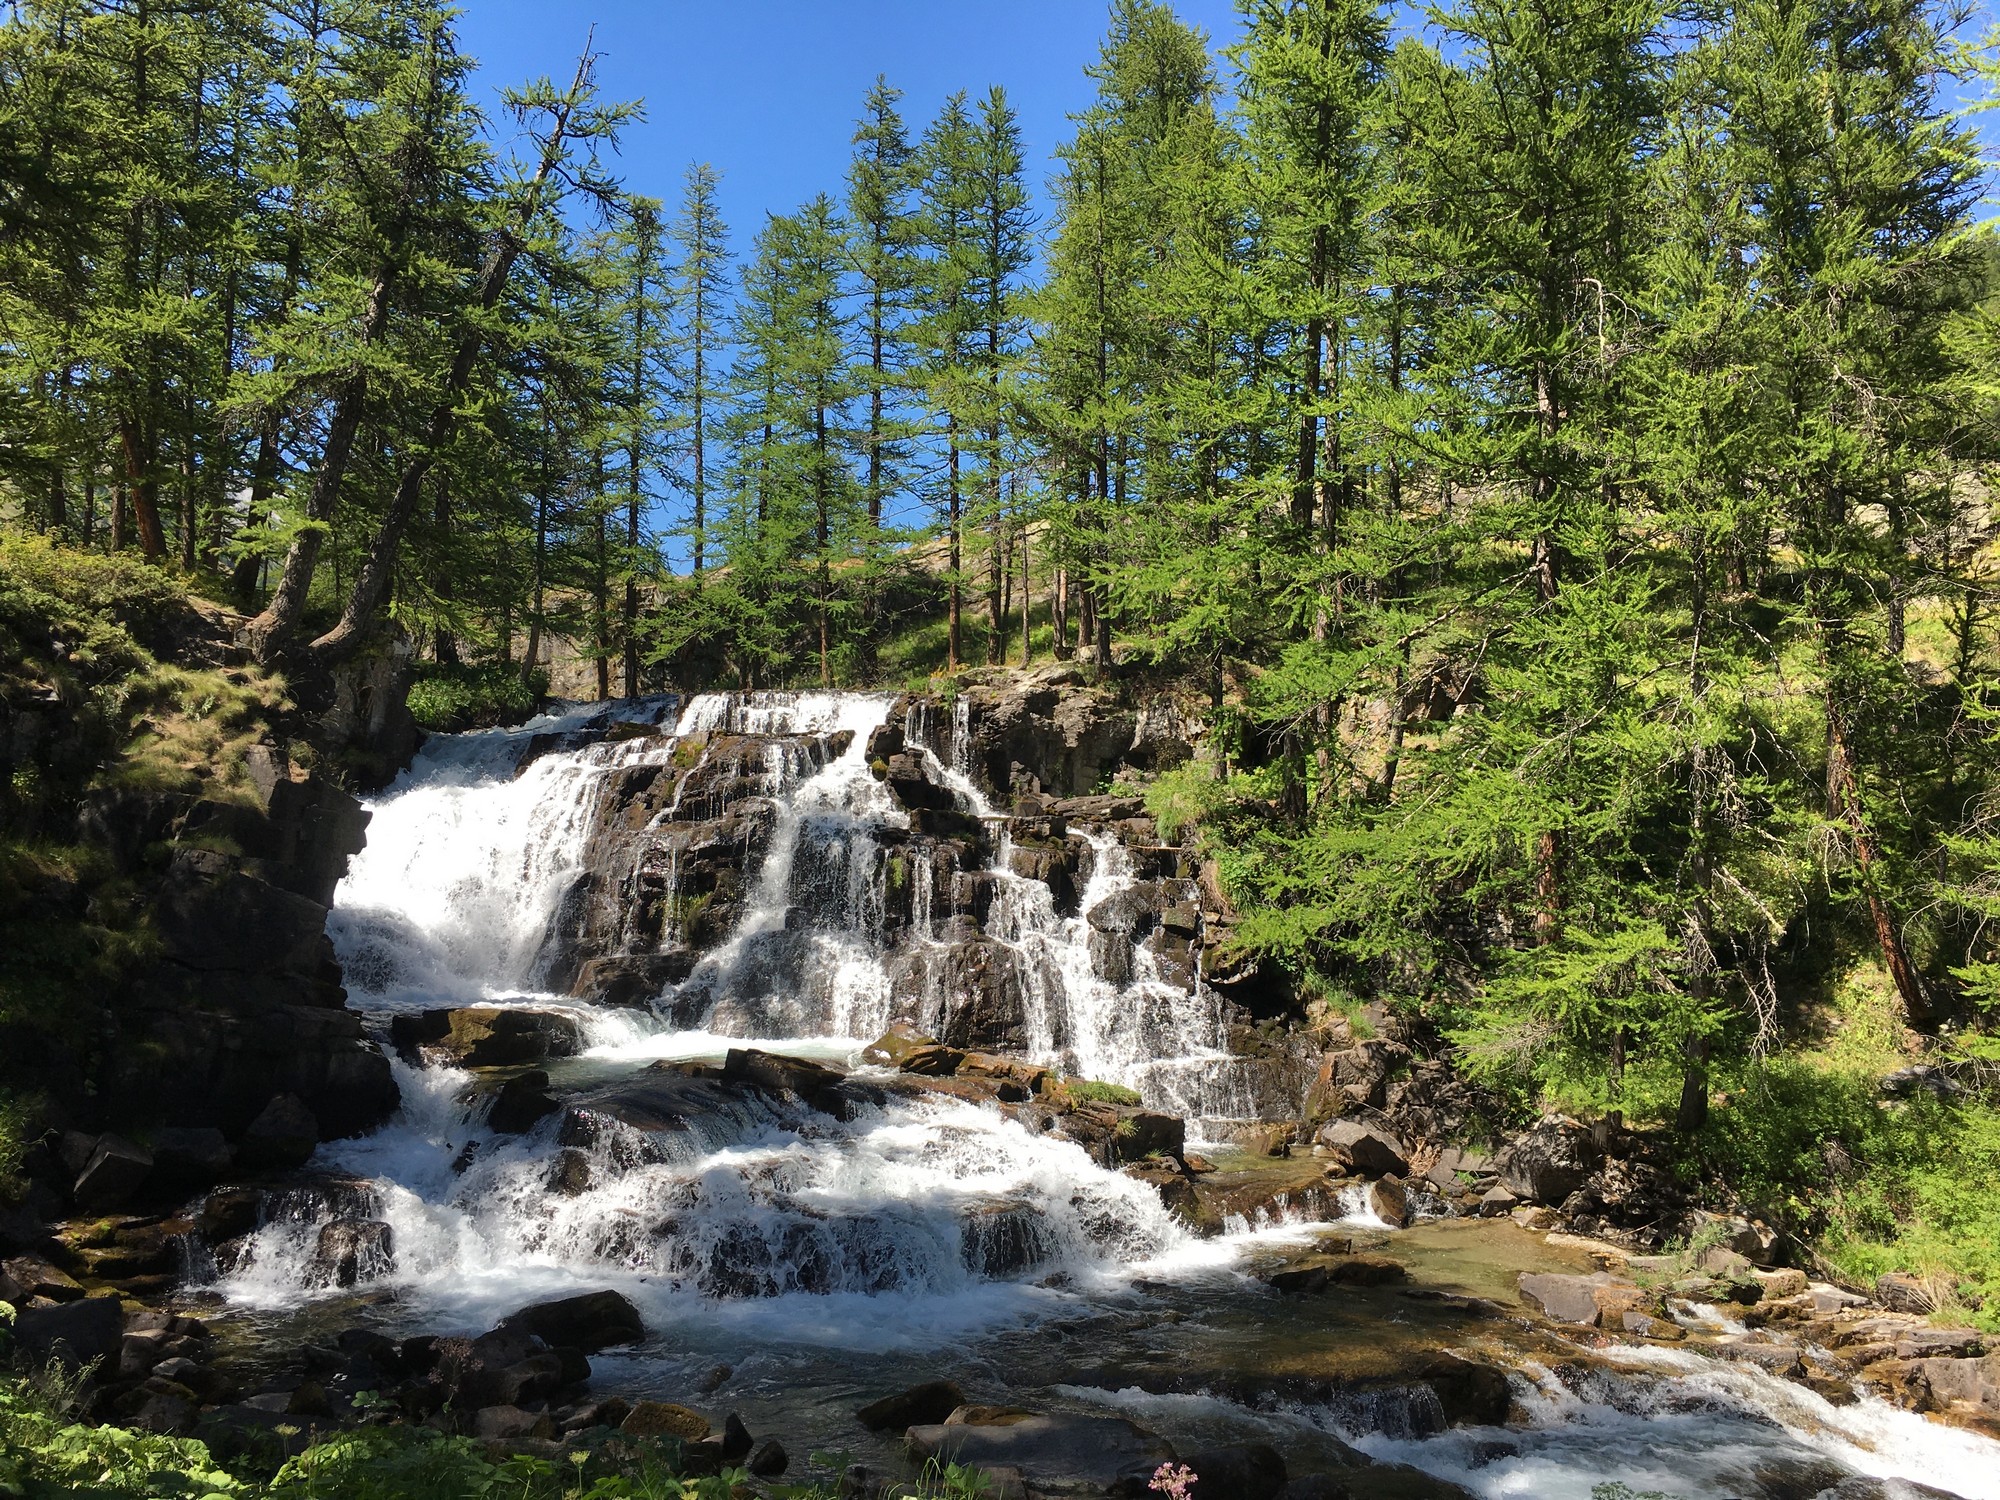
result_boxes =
[200,689,2000,1500]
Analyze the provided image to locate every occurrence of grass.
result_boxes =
[1059,1078,1144,1107]
[1693,966,2000,1328]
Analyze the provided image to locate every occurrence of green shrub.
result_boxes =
[406,662,548,733]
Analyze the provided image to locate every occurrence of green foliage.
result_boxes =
[0,1375,998,1500]
[1143,764,1229,846]
[0,1369,248,1499]
[406,664,550,734]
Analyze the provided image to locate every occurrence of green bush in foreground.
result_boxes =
[0,1363,996,1500]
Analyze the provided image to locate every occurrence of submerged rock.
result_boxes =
[905,1409,1175,1496]
[855,1379,967,1431]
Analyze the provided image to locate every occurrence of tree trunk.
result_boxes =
[1827,698,1933,1028]
[118,418,166,558]
[1020,522,1031,666]
[313,55,590,664]
[246,263,394,656]
[947,416,962,670]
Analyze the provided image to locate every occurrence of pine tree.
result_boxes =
[967,87,1034,664]
[915,93,983,668]
[845,78,919,575]
[669,162,730,580]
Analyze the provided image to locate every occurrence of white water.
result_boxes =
[211,689,2000,1499]
[231,690,1257,1336]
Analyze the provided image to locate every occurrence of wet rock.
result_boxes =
[546,1148,594,1196]
[571,953,695,1008]
[1316,1122,1409,1180]
[620,1402,710,1440]
[238,1094,320,1170]
[856,1379,966,1431]
[14,1297,124,1369]
[1368,1178,1410,1228]
[73,1134,152,1211]
[391,1007,585,1068]
[905,1409,1175,1496]
[961,1203,1052,1277]
[500,1290,644,1353]
[1332,1256,1407,1287]
[1184,1443,1288,1500]
[748,1438,789,1476]
[861,1023,944,1069]
[488,1071,560,1134]
[1720,1340,1805,1377]
[1621,1309,1686,1341]
[311,1219,393,1288]
[721,1411,754,1462]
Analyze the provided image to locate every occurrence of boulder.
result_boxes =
[499,1290,645,1353]
[1368,1178,1410,1229]
[3,1255,84,1302]
[905,1410,1176,1496]
[856,1379,966,1431]
[1753,1268,1809,1299]
[14,1297,124,1369]
[488,1071,560,1134]
[1519,1272,1621,1326]
[1920,1355,2000,1418]
[1719,1340,1805,1377]
[748,1439,789,1477]
[861,1023,943,1069]
[1316,1122,1408,1180]
[438,1327,578,1410]
[1497,1119,1593,1206]
[237,1094,319,1170]
[73,1135,153,1211]
[1477,1186,1520,1218]
[620,1402,710,1440]
[1876,1272,1934,1314]
[721,1411,754,1462]
[148,1128,233,1193]
[474,1406,552,1442]
[391,1007,585,1068]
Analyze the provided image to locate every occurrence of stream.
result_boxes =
[193,693,2000,1499]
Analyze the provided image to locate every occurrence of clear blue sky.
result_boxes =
[451,0,1999,254]
[452,0,1245,245]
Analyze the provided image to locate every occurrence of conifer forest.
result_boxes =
[9,2,2000,1495]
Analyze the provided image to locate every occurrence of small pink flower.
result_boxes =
[1151,1461,1199,1499]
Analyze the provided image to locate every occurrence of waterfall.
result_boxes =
[199,688,2000,1500]
[331,698,686,1006]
